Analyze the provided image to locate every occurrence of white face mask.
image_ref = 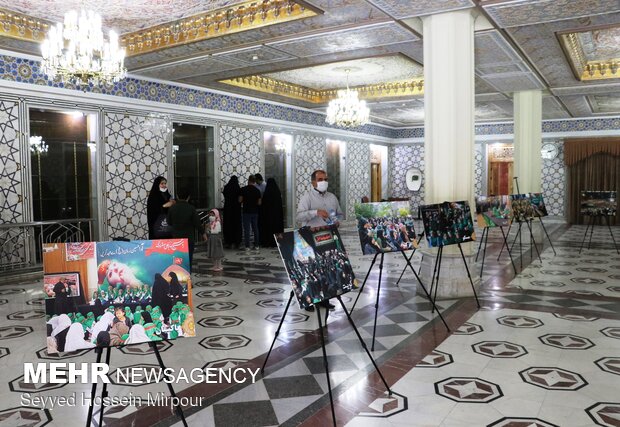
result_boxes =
[208,215,216,221]
[316,181,328,193]
[159,186,167,192]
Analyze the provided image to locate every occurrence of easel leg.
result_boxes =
[396,250,415,286]
[432,247,444,313]
[315,305,336,427]
[399,250,450,332]
[588,216,595,249]
[261,290,294,374]
[517,223,523,270]
[579,217,590,254]
[479,227,489,279]
[337,296,391,394]
[428,248,440,302]
[370,254,385,352]
[476,227,487,262]
[525,219,542,263]
[351,252,379,313]
[606,216,620,254]
[539,217,556,256]
[497,220,513,261]
[98,346,112,427]
[500,226,518,274]
[458,243,480,308]
[150,342,188,427]
[86,348,103,427]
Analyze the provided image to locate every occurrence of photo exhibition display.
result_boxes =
[355,201,419,255]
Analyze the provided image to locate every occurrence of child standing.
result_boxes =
[206,208,224,271]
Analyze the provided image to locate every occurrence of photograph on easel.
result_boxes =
[420,201,476,248]
[354,201,418,255]
[475,195,512,228]
[529,193,549,217]
[580,191,617,216]
[509,194,536,222]
[275,225,358,309]
[43,239,196,355]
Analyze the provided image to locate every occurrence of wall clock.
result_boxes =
[405,168,422,191]
[541,142,558,160]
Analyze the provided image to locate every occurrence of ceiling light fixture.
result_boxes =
[143,113,173,138]
[41,9,126,86]
[325,69,370,128]
[29,136,49,154]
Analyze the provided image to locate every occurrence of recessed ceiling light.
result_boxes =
[252,55,259,61]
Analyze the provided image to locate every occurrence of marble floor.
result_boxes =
[0,219,619,427]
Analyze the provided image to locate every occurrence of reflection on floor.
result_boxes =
[0,219,618,427]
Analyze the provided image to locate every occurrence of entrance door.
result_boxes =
[371,163,381,201]
[488,161,513,195]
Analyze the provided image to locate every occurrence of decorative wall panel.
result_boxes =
[294,134,325,209]
[346,141,371,219]
[219,124,262,204]
[389,144,425,212]
[541,141,565,216]
[104,113,169,240]
[474,144,484,197]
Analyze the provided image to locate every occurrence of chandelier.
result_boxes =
[143,113,173,138]
[29,136,49,154]
[325,69,370,128]
[41,10,126,86]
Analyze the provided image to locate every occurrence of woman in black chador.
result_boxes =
[151,273,172,319]
[53,279,74,315]
[259,178,284,247]
[222,175,242,248]
[147,176,175,240]
[168,271,183,304]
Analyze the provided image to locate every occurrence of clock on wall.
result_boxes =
[541,142,559,160]
[405,168,422,191]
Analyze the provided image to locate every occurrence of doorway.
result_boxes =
[264,132,293,227]
[326,139,346,214]
[487,144,514,195]
[371,163,381,201]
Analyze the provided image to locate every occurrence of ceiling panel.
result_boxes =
[588,94,620,114]
[365,0,474,19]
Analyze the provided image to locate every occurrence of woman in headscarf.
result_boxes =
[96,331,111,348]
[259,178,284,247]
[168,272,184,304]
[50,314,72,353]
[124,324,151,345]
[147,176,175,239]
[151,273,172,319]
[222,175,242,248]
[90,312,114,344]
[109,321,130,346]
[65,323,95,352]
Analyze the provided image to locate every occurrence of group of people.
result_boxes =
[285,249,356,309]
[46,302,195,353]
[422,202,475,247]
[358,216,417,254]
[222,173,285,250]
[91,284,153,306]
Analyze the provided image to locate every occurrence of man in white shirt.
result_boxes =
[296,169,343,311]
[296,170,343,228]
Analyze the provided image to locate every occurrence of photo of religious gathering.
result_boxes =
[275,226,358,310]
[580,191,617,216]
[421,201,476,248]
[355,201,419,255]
[475,195,512,228]
[43,239,196,354]
[510,194,537,222]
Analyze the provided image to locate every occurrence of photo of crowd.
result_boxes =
[355,201,419,255]
[580,191,617,216]
[44,239,196,354]
[529,193,548,217]
[275,225,358,309]
[421,201,476,248]
[510,194,536,222]
[475,196,512,228]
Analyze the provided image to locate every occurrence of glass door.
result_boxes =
[264,132,293,226]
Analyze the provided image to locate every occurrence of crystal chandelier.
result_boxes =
[41,10,126,86]
[325,69,370,128]
[29,136,49,154]
[143,113,173,138]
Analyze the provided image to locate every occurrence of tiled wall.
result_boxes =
[219,124,262,204]
[541,141,565,216]
[0,99,23,224]
[104,113,169,240]
[346,141,371,219]
[389,144,425,213]
[294,134,326,209]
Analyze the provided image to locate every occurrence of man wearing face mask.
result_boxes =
[167,187,207,270]
[296,170,343,311]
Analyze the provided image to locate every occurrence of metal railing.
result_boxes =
[0,218,94,274]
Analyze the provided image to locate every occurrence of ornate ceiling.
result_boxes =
[0,0,618,127]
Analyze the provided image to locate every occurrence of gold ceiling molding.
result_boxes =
[559,31,620,81]
[121,0,319,56]
[0,8,50,42]
[220,75,424,103]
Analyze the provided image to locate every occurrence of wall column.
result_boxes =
[513,90,542,193]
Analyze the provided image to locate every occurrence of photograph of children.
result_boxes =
[475,196,512,228]
[580,191,617,216]
[275,225,358,309]
[529,193,548,217]
[420,201,476,248]
[355,201,419,255]
[509,194,536,222]
[45,239,196,354]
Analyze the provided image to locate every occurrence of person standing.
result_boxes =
[254,173,267,195]
[259,178,284,247]
[166,187,206,269]
[222,176,242,249]
[296,169,343,311]
[239,175,262,251]
[205,208,225,271]
[147,176,175,239]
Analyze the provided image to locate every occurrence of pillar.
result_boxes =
[513,90,542,194]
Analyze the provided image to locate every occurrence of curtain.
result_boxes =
[567,153,620,225]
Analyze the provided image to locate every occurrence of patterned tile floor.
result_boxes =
[0,219,618,427]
